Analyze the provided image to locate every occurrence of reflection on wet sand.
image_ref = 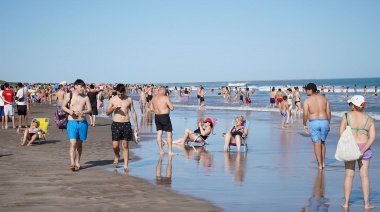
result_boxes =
[224,152,247,185]
[183,146,214,170]
[139,112,153,133]
[302,170,330,211]
[155,154,173,187]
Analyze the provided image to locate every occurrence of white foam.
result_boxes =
[228,82,246,87]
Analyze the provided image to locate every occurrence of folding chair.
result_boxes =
[228,120,249,152]
[20,118,49,145]
[186,118,217,149]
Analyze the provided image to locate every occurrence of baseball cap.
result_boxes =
[347,95,366,108]
[204,118,212,123]
[305,83,317,91]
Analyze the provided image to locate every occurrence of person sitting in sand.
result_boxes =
[223,116,248,152]
[170,118,213,145]
[18,119,47,146]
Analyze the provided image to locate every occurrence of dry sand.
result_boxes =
[0,103,221,212]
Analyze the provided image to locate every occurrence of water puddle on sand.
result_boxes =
[104,109,380,211]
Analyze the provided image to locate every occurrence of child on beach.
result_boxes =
[279,96,288,129]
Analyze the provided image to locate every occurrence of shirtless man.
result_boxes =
[56,84,66,109]
[279,96,288,129]
[106,84,138,172]
[294,87,302,119]
[138,87,147,115]
[196,85,202,107]
[269,87,276,107]
[150,87,176,155]
[275,88,283,106]
[303,83,331,169]
[61,79,92,172]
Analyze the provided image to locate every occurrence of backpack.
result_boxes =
[55,92,72,129]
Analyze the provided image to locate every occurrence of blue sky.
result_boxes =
[1,0,379,84]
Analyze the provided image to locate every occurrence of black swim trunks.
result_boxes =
[17,105,27,116]
[200,97,204,102]
[197,95,200,99]
[111,121,132,141]
[91,106,98,116]
[155,114,172,132]
[146,95,153,102]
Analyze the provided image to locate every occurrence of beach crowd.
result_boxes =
[0,79,377,209]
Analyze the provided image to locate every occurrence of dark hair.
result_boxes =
[17,83,23,87]
[116,83,126,92]
[90,84,95,89]
[74,79,85,87]
[283,96,288,100]
[4,83,9,88]
[0,85,4,90]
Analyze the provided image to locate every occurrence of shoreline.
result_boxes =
[0,103,221,211]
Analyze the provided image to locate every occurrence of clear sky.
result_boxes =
[1,0,379,84]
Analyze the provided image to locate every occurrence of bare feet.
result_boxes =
[159,151,165,155]
[124,167,131,173]
[168,151,178,156]
[365,205,375,209]
[113,155,120,167]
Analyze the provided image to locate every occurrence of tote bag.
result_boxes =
[334,125,362,162]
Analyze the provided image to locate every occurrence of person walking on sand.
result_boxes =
[106,83,139,173]
[150,86,177,155]
[339,95,376,210]
[303,83,331,169]
[56,84,66,109]
[61,79,92,172]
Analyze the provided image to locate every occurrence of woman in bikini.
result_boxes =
[294,87,302,119]
[339,95,376,210]
[18,119,47,146]
[286,88,294,124]
[223,116,248,152]
[171,118,213,145]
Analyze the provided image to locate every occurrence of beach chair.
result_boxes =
[186,118,217,149]
[20,118,49,145]
[228,120,249,152]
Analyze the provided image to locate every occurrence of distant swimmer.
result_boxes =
[294,86,302,119]
[269,87,276,108]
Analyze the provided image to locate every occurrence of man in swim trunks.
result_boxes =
[61,79,92,172]
[196,85,202,107]
[106,83,138,172]
[269,87,276,107]
[303,83,331,169]
[275,88,283,105]
[151,86,177,155]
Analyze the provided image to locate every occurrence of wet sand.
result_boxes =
[127,107,380,211]
[0,103,221,212]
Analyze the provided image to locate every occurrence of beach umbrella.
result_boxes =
[60,81,67,85]
[53,84,59,90]
[99,82,105,86]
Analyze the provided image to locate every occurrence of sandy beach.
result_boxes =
[0,103,221,212]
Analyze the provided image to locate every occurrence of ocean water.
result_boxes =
[103,77,380,211]
[163,78,380,121]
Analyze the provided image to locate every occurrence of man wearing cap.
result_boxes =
[150,86,177,155]
[303,83,331,169]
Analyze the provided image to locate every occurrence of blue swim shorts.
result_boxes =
[308,119,329,142]
[67,120,88,141]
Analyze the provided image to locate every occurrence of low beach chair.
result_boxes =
[228,120,249,152]
[186,118,217,149]
[20,118,49,145]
